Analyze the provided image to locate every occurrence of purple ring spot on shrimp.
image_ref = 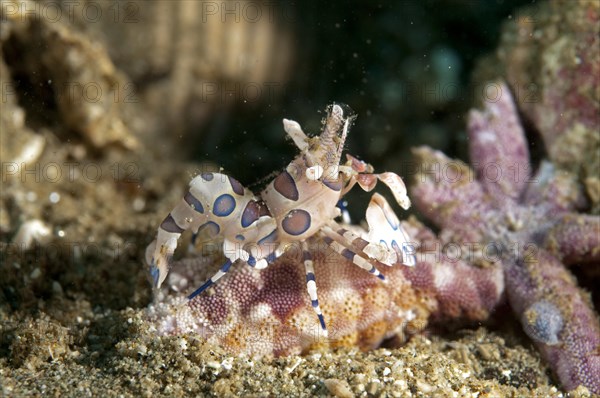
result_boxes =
[228,176,245,195]
[213,194,236,217]
[160,214,184,233]
[197,221,220,236]
[274,171,299,201]
[258,229,278,245]
[322,177,343,191]
[257,200,272,217]
[184,191,204,213]
[282,209,311,236]
[201,172,214,181]
[241,200,260,228]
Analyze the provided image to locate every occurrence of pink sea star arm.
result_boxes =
[545,213,600,265]
[413,80,600,393]
[411,146,490,242]
[504,249,600,393]
[401,219,504,323]
[467,82,530,200]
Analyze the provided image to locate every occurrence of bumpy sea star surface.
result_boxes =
[411,82,600,393]
[148,224,504,357]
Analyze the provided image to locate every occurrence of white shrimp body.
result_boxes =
[147,104,416,333]
[147,172,276,288]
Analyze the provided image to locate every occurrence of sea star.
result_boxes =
[411,82,600,393]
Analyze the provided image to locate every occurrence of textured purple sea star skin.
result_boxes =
[411,82,600,393]
[148,221,504,358]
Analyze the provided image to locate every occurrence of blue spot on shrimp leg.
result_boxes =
[149,261,161,287]
[253,246,285,268]
[187,259,233,300]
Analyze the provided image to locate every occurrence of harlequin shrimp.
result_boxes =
[146,104,416,336]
